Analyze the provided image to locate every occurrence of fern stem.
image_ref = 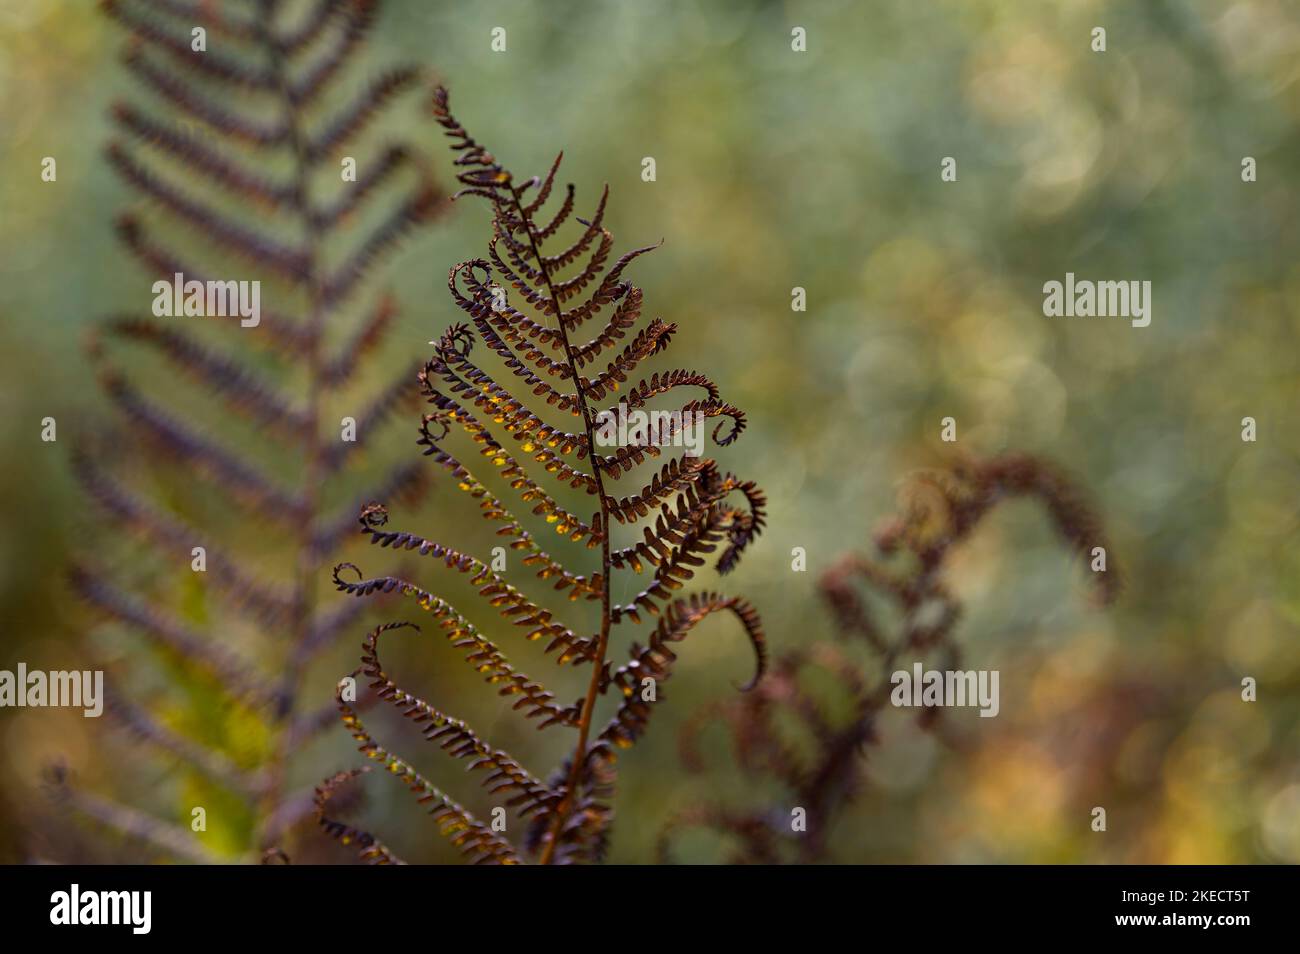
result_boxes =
[502,187,613,864]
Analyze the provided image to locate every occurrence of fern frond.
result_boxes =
[318,86,767,863]
[664,452,1117,864]
[598,593,767,752]
[70,0,451,862]
[416,385,601,544]
[103,0,277,90]
[656,805,781,865]
[422,326,597,489]
[311,460,428,558]
[144,0,261,41]
[413,414,602,599]
[321,294,398,386]
[310,148,413,230]
[280,0,340,51]
[570,282,638,367]
[321,185,447,306]
[286,0,378,106]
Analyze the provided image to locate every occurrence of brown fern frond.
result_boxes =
[69,0,451,862]
[609,499,750,623]
[606,464,767,582]
[875,451,1123,606]
[413,415,604,601]
[540,188,609,273]
[103,0,277,90]
[522,751,615,865]
[621,367,721,407]
[603,456,711,525]
[144,0,260,41]
[421,327,596,489]
[286,0,379,106]
[665,452,1117,863]
[280,0,342,51]
[47,765,219,864]
[440,277,587,409]
[656,804,782,865]
[311,461,429,558]
[570,282,639,368]
[120,47,287,146]
[416,386,601,544]
[317,85,767,863]
[598,593,767,751]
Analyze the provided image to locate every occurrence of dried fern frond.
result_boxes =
[316,86,768,865]
[662,452,1118,863]
[62,0,450,862]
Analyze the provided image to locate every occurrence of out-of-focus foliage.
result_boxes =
[1,0,1296,863]
[7,0,459,864]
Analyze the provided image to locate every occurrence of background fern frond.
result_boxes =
[59,0,452,863]
[662,452,1117,864]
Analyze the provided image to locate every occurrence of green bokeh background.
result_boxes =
[0,0,1296,863]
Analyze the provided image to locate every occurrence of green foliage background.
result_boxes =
[0,0,1296,863]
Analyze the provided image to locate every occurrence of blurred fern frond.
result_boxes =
[660,452,1119,863]
[314,87,768,865]
[60,0,450,862]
